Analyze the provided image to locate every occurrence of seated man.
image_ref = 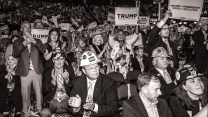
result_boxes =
[42,51,75,114]
[122,73,173,117]
[68,51,119,117]
[149,47,177,100]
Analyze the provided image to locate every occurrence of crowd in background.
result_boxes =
[0,0,208,117]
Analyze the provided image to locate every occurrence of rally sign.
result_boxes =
[107,12,115,22]
[138,16,150,26]
[115,7,139,25]
[168,0,204,21]
[31,29,49,44]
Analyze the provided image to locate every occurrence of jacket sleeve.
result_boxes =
[148,25,161,44]
[92,81,119,116]
[33,39,46,54]
[122,101,137,117]
[12,40,27,58]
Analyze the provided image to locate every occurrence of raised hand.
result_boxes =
[68,94,82,108]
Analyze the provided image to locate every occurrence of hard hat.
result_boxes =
[80,51,100,66]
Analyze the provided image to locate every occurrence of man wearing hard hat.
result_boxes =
[68,51,119,117]
[149,47,177,100]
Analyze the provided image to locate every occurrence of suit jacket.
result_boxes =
[13,37,46,76]
[149,67,177,100]
[42,64,75,103]
[122,93,173,117]
[131,56,147,72]
[70,73,119,117]
[147,26,178,70]
[193,30,208,56]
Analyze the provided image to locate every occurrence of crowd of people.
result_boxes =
[0,0,208,117]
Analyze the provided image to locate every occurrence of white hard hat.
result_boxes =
[80,51,100,66]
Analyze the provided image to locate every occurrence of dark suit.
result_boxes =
[13,37,46,76]
[147,26,178,70]
[70,73,119,117]
[131,56,147,72]
[42,64,75,103]
[149,67,177,100]
[122,93,173,117]
[193,30,208,74]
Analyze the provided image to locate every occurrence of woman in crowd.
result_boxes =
[44,28,63,69]
[170,64,207,117]
[0,55,22,117]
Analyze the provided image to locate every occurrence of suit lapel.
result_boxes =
[93,74,102,103]
[156,101,163,117]
[133,94,149,117]
[152,67,167,84]
[81,76,88,102]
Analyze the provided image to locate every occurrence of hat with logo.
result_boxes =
[175,64,201,84]
[152,47,169,58]
[52,47,67,59]
[80,51,100,66]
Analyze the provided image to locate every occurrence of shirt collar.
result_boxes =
[139,91,158,108]
[155,67,167,77]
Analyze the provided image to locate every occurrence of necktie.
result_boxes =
[164,39,172,55]
[83,82,94,117]
[137,57,144,72]
[163,71,172,84]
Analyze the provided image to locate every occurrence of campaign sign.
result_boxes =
[115,7,139,25]
[31,29,49,44]
[169,0,204,21]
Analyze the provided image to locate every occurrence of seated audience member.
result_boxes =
[131,46,146,72]
[122,73,173,117]
[0,55,22,117]
[170,64,207,117]
[149,47,177,100]
[68,51,119,117]
[42,51,75,114]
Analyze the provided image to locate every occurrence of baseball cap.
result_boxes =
[175,64,201,84]
[152,47,169,58]
[80,51,100,66]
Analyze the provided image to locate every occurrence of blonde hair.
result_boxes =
[5,55,18,66]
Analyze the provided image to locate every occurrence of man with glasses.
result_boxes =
[68,51,119,117]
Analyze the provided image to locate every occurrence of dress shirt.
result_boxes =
[139,91,159,117]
